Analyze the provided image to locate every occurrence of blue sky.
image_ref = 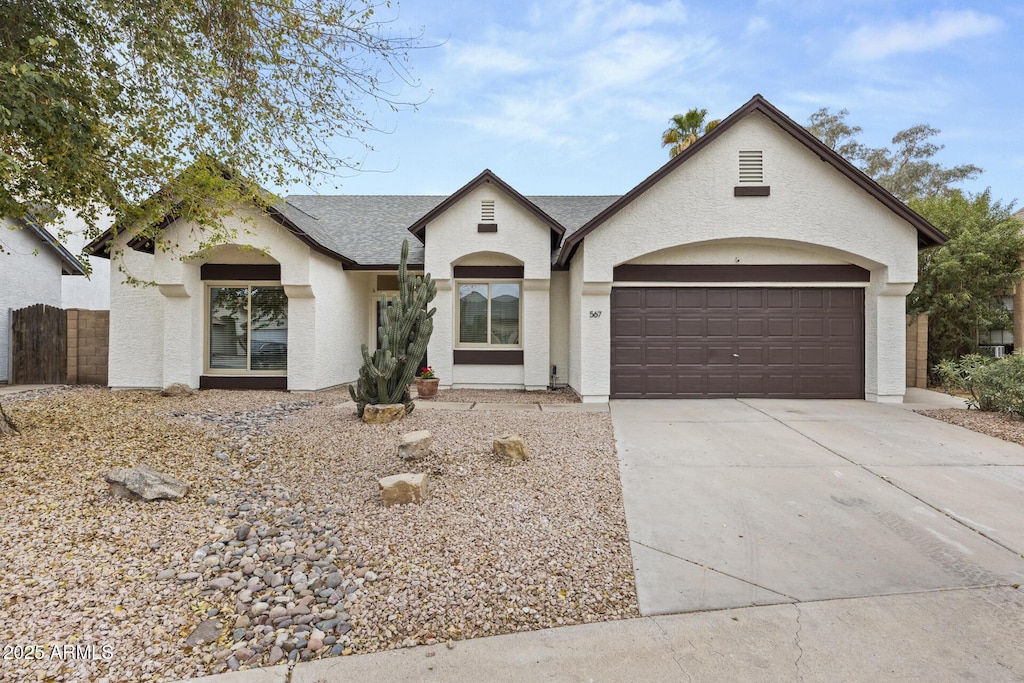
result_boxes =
[304,0,1023,208]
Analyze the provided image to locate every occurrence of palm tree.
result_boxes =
[661,108,721,157]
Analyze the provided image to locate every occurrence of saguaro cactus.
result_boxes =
[350,239,436,417]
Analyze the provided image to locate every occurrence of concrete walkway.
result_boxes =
[186,586,1024,683]
[0,383,53,396]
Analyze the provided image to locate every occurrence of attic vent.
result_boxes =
[481,200,495,222]
[738,150,764,183]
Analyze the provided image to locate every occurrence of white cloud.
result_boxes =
[745,16,770,35]
[840,10,1003,61]
[450,45,534,74]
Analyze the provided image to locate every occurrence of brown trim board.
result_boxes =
[477,223,498,232]
[200,375,288,390]
[201,264,282,280]
[734,185,770,196]
[453,350,524,365]
[612,264,870,282]
[453,265,524,278]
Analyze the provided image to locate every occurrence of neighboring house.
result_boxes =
[84,95,946,402]
[984,206,1024,354]
[0,213,87,383]
[60,209,113,310]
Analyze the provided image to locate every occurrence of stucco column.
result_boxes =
[523,278,550,390]
[864,280,914,403]
[1014,261,1024,352]
[282,285,316,391]
[430,279,454,390]
[158,284,194,388]
[578,281,612,402]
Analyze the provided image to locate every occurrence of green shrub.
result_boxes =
[937,353,1024,416]
[935,354,996,410]
[977,354,1024,418]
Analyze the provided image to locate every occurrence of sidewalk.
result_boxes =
[180,586,1024,683]
[0,383,54,396]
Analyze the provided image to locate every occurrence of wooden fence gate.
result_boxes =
[10,304,67,384]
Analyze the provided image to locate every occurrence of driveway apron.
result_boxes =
[610,399,1024,616]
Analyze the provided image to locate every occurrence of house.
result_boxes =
[1,212,87,383]
[84,95,946,402]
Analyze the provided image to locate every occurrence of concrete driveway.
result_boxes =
[610,397,1024,616]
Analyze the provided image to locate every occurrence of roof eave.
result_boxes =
[408,169,567,243]
[555,94,947,267]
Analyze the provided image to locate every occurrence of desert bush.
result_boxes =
[937,353,1024,416]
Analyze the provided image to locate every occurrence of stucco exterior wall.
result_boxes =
[108,208,371,390]
[0,219,65,383]
[549,270,570,386]
[59,208,112,310]
[108,243,163,389]
[576,111,920,402]
[568,244,584,394]
[422,183,551,390]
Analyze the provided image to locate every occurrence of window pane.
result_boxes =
[490,283,520,345]
[459,284,488,343]
[250,286,288,371]
[210,287,249,369]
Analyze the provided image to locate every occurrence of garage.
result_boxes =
[610,286,864,399]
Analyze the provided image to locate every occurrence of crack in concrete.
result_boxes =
[793,603,805,682]
[632,539,798,602]
[736,399,1024,560]
[648,617,693,682]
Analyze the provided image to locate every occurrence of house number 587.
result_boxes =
[589,311,602,318]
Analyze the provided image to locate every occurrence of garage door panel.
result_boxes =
[610,287,863,399]
[737,318,763,337]
[707,290,734,308]
[676,318,703,337]
[645,289,676,308]
[707,346,736,365]
[676,346,704,365]
[645,345,675,366]
[737,290,764,308]
[707,318,735,336]
[645,317,675,337]
[613,345,642,366]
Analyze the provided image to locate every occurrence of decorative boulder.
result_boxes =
[493,434,529,462]
[363,404,407,424]
[379,473,428,507]
[161,383,195,397]
[104,464,190,501]
[398,430,432,460]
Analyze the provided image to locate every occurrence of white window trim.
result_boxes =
[204,281,288,376]
[454,280,523,349]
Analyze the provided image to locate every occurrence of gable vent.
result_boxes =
[738,150,764,183]
[481,200,495,222]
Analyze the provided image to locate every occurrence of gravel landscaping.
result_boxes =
[917,407,1024,446]
[0,387,636,682]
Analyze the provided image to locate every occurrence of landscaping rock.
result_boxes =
[398,430,432,460]
[161,383,195,397]
[104,464,190,501]
[493,433,529,462]
[363,403,407,424]
[379,472,429,507]
[185,619,222,647]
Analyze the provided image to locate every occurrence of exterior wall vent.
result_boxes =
[481,200,495,222]
[738,150,763,183]
[478,199,497,232]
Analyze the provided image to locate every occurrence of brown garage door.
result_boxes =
[610,287,864,399]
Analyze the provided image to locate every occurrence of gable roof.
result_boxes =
[12,212,87,276]
[555,94,948,268]
[407,169,567,250]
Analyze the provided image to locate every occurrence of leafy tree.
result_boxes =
[908,190,1024,367]
[661,108,720,157]
[806,108,981,201]
[0,0,424,250]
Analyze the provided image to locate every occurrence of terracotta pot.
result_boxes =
[414,378,439,398]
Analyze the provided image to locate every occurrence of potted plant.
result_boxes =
[414,366,439,399]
